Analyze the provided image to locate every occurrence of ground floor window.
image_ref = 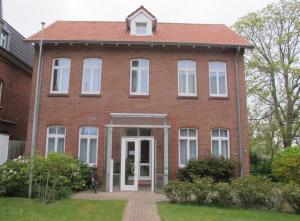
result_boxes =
[79,127,98,166]
[211,128,229,158]
[46,126,65,155]
[179,128,198,167]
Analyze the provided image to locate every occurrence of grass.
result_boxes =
[158,202,300,221]
[0,197,126,221]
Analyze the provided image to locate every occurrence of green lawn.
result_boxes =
[0,197,126,221]
[158,203,300,221]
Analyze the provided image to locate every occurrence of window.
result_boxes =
[46,126,66,155]
[79,127,98,166]
[0,80,3,106]
[135,22,147,35]
[125,128,152,137]
[209,61,228,96]
[82,58,102,94]
[130,59,149,95]
[211,129,229,158]
[178,60,197,96]
[50,58,71,94]
[179,129,198,167]
[0,31,8,48]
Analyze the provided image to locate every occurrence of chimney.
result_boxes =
[0,0,3,20]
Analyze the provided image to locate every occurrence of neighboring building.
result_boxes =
[26,6,251,191]
[0,2,34,163]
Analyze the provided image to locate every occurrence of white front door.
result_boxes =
[121,137,154,191]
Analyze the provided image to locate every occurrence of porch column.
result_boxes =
[163,128,169,185]
[105,127,113,192]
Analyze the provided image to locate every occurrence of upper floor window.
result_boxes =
[0,80,3,106]
[178,60,197,96]
[179,128,198,167]
[0,31,8,49]
[79,127,98,166]
[211,129,229,158]
[51,58,71,94]
[46,126,66,155]
[130,59,149,95]
[82,58,102,95]
[209,62,227,97]
[135,22,147,35]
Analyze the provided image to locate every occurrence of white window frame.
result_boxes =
[209,61,228,97]
[81,58,102,95]
[0,80,3,105]
[45,126,66,156]
[78,127,99,166]
[50,58,71,94]
[178,60,197,96]
[0,31,8,48]
[211,128,230,158]
[178,128,198,167]
[135,22,148,36]
[130,59,149,95]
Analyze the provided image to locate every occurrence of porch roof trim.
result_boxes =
[105,124,171,128]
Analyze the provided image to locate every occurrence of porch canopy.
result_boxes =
[105,113,170,192]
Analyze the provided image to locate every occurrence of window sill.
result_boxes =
[80,94,101,97]
[129,95,150,98]
[209,96,229,100]
[177,96,198,99]
[48,93,69,97]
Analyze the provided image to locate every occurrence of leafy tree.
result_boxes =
[234,0,300,148]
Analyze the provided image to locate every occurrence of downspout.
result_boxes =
[28,22,45,198]
[234,46,244,176]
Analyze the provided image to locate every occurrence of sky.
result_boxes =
[2,0,278,38]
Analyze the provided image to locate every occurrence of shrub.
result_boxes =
[232,176,273,208]
[192,177,214,205]
[266,184,284,212]
[177,158,237,182]
[164,181,193,203]
[272,146,300,184]
[211,182,234,207]
[282,182,300,214]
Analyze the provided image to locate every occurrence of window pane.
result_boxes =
[212,140,219,157]
[125,128,138,136]
[89,139,97,164]
[92,69,100,92]
[132,60,139,67]
[57,138,64,153]
[180,140,187,165]
[136,23,147,35]
[221,140,228,158]
[140,140,150,163]
[83,69,91,91]
[80,127,89,135]
[52,69,59,91]
[79,139,87,163]
[48,127,56,134]
[140,60,148,68]
[212,129,219,137]
[61,69,69,91]
[140,128,152,136]
[188,71,195,93]
[140,165,150,177]
[140,69,148,93]
[179,71,186,93]
[131,70,138,92]
[210,72,217,94]
[220,129,228,137]
[48,138,55,153]
[209,62,225,70]
[189,129,196,137]
[219,72,226,94]
[190,140,197,160]
[89,127,97,135]
[84,58,101,67]
[60,59,70,68]
[180,129,188,137]
[54,59,59,66]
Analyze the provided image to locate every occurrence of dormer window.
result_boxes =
[135,22,147,35]
[0,31,8,49]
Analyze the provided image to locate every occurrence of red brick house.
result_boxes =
[26,6,251,192]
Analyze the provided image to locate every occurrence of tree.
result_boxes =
[234,0,300,148]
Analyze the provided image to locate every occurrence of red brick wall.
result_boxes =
[0,55,32,140]
[26,44,249,183]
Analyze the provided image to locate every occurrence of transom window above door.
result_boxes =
[125,128,152,137]
[130,59,149,95]
[179,128,198,167]
[50,58,71,94]
[82,58,102,95]
[209,61,228,97]
[46,126,66,155]
[178,60,197,96]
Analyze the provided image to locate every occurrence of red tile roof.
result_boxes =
[26,21,252,48]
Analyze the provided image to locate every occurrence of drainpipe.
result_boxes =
[28,22,45,198]
[234,46,244,176]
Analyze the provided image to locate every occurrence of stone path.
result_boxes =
[72,191,168,221]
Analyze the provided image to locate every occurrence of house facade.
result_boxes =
[26,6,251,192]
[0,8,34,163]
